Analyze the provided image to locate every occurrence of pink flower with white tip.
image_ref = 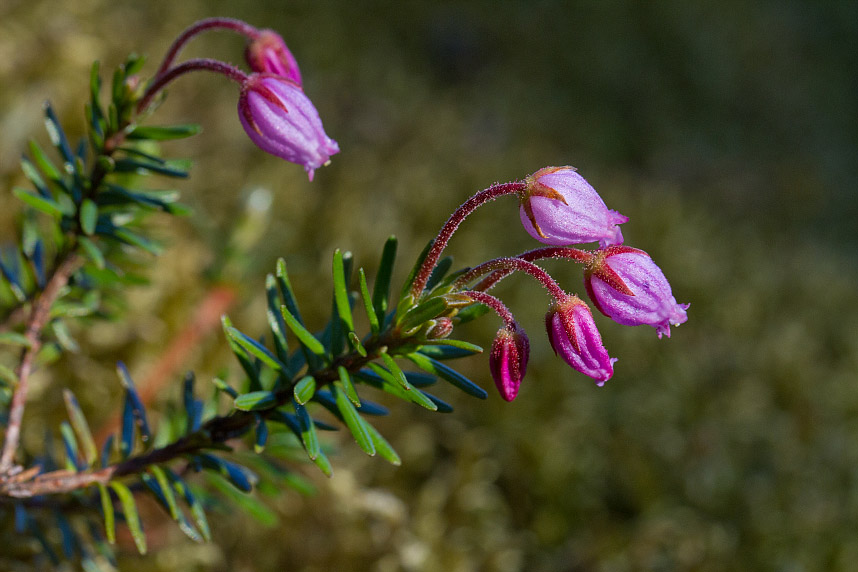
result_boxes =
[238,74,339,181]
[519,166,628,248]
[545,294,616,385]
[584,245,689,338]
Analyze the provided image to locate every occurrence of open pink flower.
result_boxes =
[519,166,627,248]
[489,324,530,401]
[238,74,339,180]
[584,245,689,338]
[545,295,616,385]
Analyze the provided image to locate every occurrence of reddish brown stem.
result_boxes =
[409,182,525,300]
[0,254,81,474]
[155,18,260,78]
[472,246,594,292]
[138,58,248,114]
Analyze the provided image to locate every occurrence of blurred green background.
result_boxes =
[2,0,858,570]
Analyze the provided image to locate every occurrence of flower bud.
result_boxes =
[426,317,454,339]
[489,324,530,401]
[245,29,303,86]
[584,246,689,338]
[238,75,339,180]
[545,295,616,385]
[519,166,627,248]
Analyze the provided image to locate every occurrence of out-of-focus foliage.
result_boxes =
[1,0,856,571]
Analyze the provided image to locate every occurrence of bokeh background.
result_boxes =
[2,0,858,570]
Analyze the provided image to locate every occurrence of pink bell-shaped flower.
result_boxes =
[519,166,627,248]
[584,245,689,338]
[245,29,303,86]
[545,294,616,385]
[489,324,530,401]
[238,74,339,180]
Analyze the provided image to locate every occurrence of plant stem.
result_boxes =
[409,182,525,299]
[0,254,80,474]
[453,257,567,300]
[155,18,261,78]
[463,290,515,327]
[472,246,594,292]
[138,58,249,114]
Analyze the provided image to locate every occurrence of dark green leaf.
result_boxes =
[234,391,277,411]
[338,366,360,406]
[358,268,380,334]
[44,103,75,170]
[12,188,64,218]
[78,236,105,269]
[405,352,488,399]
[225,326,289,374]
[280,305,327,358]
[293,375,316,405]
[113,157,189,178]
[20,156,50,198]
[80,198,98,235]
[454,301,492,324]
[198,453,256,492]
[165,469,211,541]
[293,401,320,460]
[332,249,355,334]
[400,237,433,300]
[397,296,449,332]
[425,255,454,290]
[221,316,262,391]
[418,344,483,361]
[364,422,401,466]
[126,124,202,141]
[373,236,397,325]
[420,338,483,353]
[0,332,31,347]
[332,383,375,456]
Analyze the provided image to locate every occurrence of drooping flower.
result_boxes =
[519,166,627,248]
[584,245,689,338]
[545,294,616,385]
[245,29,303,86]
[238,74,339,180]
[489,324,530,401]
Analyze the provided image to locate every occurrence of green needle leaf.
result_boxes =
[225,326,290,374]
[110,481,146,554]
[80,199,97,235]
[373,236,397,325]
[332,383,375,456]
[62,389,97,466]
[332,249,355,334]
[12,188,64,218]
[293,401,320,460]
[405,352,488,399]
[280,305,327,358]
[234,391,278,411]
[358,268,380,334]
[338,366,361,406]
[149,465,179,520]
[97,484,115,544]
[293,375,316,405]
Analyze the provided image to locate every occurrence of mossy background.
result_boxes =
[1,0,857,570]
